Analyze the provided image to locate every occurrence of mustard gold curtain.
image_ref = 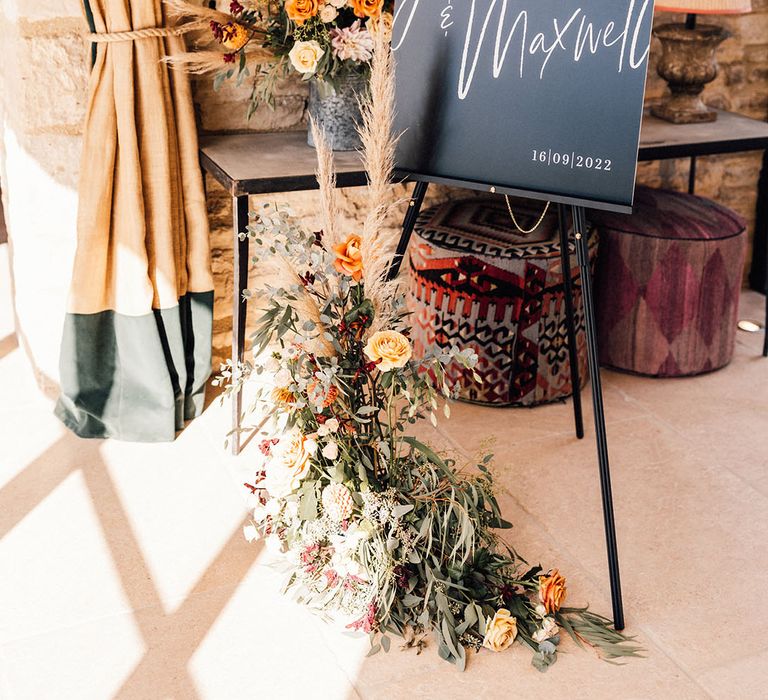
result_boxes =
[56,0,214,441]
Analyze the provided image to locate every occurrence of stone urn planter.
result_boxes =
[651,23,729,124]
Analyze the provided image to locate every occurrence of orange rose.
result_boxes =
[285,0,320,24]
[539,569,567,614]
[350,0,383,19]
[333,234,364,281]
[308,380,339,407]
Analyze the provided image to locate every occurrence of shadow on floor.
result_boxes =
[0,429,262,699]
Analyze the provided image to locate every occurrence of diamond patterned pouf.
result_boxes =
[407,197,597,406]
[590,186,747,377]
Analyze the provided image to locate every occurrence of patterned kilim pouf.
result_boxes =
[590,186,747,377]
[408,197,597,406]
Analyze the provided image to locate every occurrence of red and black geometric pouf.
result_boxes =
[407,197,597,407]
[590,186,747,377]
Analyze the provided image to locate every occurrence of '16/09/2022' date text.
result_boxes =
[532,149,613,171]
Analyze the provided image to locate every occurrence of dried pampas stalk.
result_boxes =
[358,25,406,332]
[163,47,274,73]
[360,26,400,234]
[310,118,343,250]
[164,0,234,29]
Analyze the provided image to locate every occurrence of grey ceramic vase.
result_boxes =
[307,75,367,152]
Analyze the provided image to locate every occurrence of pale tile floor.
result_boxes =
[1,240,767,699]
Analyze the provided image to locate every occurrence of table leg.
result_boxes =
[764,292,768,357]
[764,226,768,355]
[231,194,250,455]
[688,156,697,195]
[757,151,768,357]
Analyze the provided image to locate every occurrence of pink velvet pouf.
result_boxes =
[590,186,747,377]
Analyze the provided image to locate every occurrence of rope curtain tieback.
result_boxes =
[504,195,552,236]
[87,25,196,42]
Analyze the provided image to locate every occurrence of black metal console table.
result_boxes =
[201,110,768,455]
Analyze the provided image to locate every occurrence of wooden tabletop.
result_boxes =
[639,110,768,161]
[201,110,768,196]
[200,131,368,196]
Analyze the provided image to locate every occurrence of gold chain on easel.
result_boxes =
[505,195,551,235]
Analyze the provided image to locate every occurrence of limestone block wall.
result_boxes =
[638,7,768,240]
[0,0,87,388]
[0,3,766,383]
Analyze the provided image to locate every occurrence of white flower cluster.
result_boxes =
[319,0,347,24]
[532,605,560,643]
[330,20,374,62]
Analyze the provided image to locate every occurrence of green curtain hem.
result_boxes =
[55,291,213,442]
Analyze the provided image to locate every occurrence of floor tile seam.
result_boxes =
[633,623,718,699]
[305,617,367,700]
[635,434,768,504]
[436,412,659,454]
[436,416,679,486]
[636,411,717,451]
[0,575,256,648]
[709,460,768,504]
[691,645,768,685]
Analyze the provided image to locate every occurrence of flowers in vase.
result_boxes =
[166,1,396,116]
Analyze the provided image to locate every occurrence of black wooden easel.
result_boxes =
[389,181,624,630]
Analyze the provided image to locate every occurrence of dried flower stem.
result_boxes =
[311,118,343,251]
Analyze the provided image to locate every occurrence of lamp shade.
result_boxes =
[655,0,751,12]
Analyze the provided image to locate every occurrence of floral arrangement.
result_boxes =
[220,33,642,671]
[166,1,394,116]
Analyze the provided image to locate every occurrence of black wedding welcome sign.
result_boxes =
[392,0,654,212]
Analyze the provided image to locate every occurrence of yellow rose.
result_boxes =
[539,569,567,614]
[482,609,518,652]
[364,330,412,371]
[221,22,250,52]
[286,0,320,24]
[289,40,324,75]
[333,233,364,281]
[274,431,317,483]
[350,0,383,19]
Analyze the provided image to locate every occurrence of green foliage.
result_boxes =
[228,205,643,671]
[206,2,396,116]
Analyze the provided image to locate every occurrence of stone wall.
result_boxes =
[0,3,767,382]
[0,0,87,388]
[638,7,768,240]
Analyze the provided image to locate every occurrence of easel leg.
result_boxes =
[388,181,429,281]
[557,204,585,440]
[231,194,250,456]
[572,205,625,630]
